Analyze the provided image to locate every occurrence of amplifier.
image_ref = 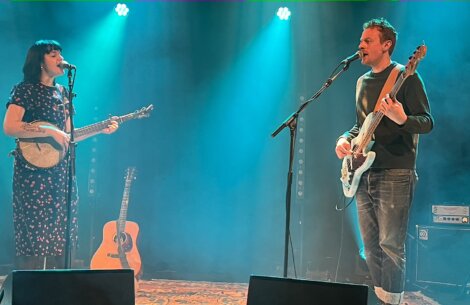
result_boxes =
[432,204,469,225]
[415,225,470,286]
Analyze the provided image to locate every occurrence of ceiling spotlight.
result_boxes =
[115,3,129,17]
[277,7,291,21]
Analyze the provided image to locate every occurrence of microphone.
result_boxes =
[58,61,76,70]
[341,51,361,65]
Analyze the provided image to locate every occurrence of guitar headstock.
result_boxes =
[403,44,427,78]
[132,104,154,119]
[125,167,137,182]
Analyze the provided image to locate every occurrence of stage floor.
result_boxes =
[135,279,442,305]
[1,275,467,305]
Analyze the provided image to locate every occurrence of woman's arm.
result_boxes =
[4,104,70,149]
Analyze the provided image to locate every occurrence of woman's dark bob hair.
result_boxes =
[23,40,62,83]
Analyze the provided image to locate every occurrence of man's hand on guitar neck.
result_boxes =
[379,94,408,126]
[335,137,352,159]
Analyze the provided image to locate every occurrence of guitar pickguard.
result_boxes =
[340,113,376,197]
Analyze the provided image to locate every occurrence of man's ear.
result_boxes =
[383,40,392,52]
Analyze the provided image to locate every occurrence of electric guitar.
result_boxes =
[90,167,142,279]
[340,45,427,197]
[17,104,153,169]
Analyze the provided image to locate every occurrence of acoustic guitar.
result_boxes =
[17,104,153,169]
[90,167,142,279]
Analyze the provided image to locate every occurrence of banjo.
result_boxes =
[17,104,153,169]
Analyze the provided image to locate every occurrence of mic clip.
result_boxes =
[341,51,361,66]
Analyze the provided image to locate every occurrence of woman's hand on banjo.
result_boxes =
[46,128,70,155]
[102,117,119,134]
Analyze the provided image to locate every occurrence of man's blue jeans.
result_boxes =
[356,169,417,305]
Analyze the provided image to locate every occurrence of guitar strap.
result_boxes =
[373,64,403,112]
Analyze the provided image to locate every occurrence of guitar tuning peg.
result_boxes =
[409,56,412,60]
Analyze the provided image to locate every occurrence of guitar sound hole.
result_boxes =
[113,233,134,252]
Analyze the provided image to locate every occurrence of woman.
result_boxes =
[3,40,118,269]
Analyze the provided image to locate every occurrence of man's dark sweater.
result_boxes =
[342,62,434,169]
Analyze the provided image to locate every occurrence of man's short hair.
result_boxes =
[363,18,398,55]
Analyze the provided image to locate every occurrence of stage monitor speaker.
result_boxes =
[0,269,134,305]
[247,275,368,305]
[416,225,470,286]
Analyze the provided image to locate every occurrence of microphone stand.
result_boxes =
[64,67,77,269]
[272,60,354,278]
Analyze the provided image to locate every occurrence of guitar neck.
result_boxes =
[356,71,408,153]
[74,113,136,139]
[117,180,132,233]
[388,71,407,100]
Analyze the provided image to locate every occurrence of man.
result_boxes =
[335,18,433,305]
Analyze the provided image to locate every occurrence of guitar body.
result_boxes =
[91,220,142,277]
[18,121,65,168]
[341,112,376,198]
